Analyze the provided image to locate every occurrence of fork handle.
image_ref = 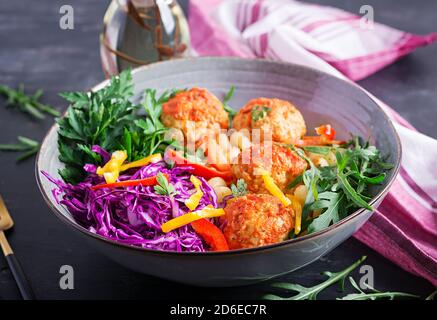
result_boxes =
[0,231,35,300]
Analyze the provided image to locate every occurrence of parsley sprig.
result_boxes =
[57,70,175,184]
[0,84,60,119]
[154,172,175,196]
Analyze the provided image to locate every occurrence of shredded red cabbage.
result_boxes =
[42,161,219,252]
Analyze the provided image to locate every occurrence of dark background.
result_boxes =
[0,0,435,300]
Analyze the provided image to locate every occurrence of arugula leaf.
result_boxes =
[263,256,366,300]
[0,136,40,162]
[251,105,270,122]
[308,192,345,233]
[337,277,419,300]
[231,179,248,197]
[291,137,391,235]
[154,172,175,196]
[0,84,60,119]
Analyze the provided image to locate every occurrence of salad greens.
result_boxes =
[0,136,40,162]
[0,84,60,119]
[57,70,175,184]
[290,137,393,235]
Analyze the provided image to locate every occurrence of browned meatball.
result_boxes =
[223,194,294,249]
[233,97,306,144]
[231,142,307,193]
[161,88,229,141]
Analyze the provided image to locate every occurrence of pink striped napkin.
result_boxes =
[189,0,437,285]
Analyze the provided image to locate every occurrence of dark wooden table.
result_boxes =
[0,0,435,300]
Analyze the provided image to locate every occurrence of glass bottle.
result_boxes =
[100,0,191,77]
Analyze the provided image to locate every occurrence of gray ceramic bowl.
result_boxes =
[36,57,401,287]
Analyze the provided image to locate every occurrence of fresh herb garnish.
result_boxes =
[231,178,248,197]
[154,172,175,196]
[57,70,175,184]
[0,84,60,119]
[264,256,427,300]
[290,137,392,235]
[251,105,270,122]
[0,136,40,161]
[222,86,236,119]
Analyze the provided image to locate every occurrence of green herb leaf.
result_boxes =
[231,179,248,197]
[251,105,270,122]
[154,172,175,196]
[303,146,331,155]
[222,86,236,120]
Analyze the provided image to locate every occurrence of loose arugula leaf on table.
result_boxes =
[0,84,60,119]
[154,172,175,196]
[0,136,40,162]
[425,289,437,300]
[231,179,248,197]
[263,256,367,300]
[337,277,419,300]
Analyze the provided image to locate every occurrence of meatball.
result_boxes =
[233,97,306,144]
[231,142,307,193]
[223,194,294,249]
[161,88,229,141]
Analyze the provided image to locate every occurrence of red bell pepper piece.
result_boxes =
[315,124,336,140]
[191,218,229,251]
[91,174,167,190]
[165,150,233,182]
[296,124,345,147]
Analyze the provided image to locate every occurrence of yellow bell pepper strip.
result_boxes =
[262,172,291,207]
[119,153,162,172]
[161,205,225,233]
[96,150,127,184]
[185,175,204,211]
[287,194,302,235]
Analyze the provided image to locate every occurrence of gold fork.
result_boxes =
[0,195,35,300]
